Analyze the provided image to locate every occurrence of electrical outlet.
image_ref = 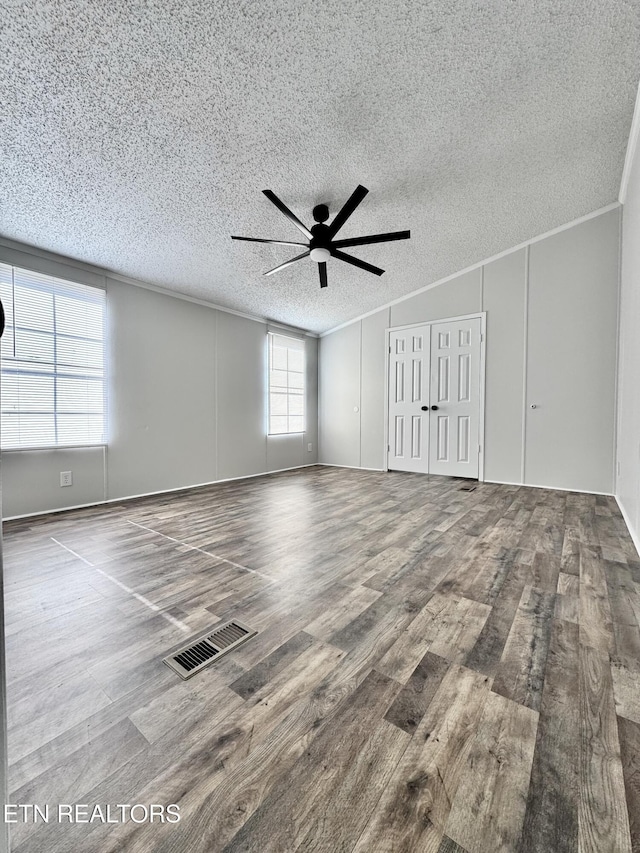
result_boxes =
[307,443,313,452]
[60,471,73,487]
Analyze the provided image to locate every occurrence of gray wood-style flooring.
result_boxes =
[3,466,640,852]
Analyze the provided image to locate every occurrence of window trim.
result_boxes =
[0,263,107,451]
[267,332,305,436]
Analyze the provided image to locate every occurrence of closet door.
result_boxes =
[524,215,618,492]
[387,325,430,473]
[428,317,482,479]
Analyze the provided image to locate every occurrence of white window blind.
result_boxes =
[0,263,106,450]
[268,333,305,435]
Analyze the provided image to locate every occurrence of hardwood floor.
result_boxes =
[2,466,639,852]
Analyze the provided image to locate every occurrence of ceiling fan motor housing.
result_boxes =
[310,221,332,255]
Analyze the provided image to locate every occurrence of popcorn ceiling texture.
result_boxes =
[1,0,639,333]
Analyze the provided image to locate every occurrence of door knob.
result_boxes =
[421,406,429,411]
[431,405,439,411]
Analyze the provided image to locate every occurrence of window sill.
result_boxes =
[1,444,107,453]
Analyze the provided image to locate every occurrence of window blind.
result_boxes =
[268,333,305,435]
[0,263,106,449]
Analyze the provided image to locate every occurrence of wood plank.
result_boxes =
[579,544,614,654]
[294,718,410,852]
[610,654,640,726]
[555,570,580,622]
[464,563,529,677]
[517,618,580,853]
[359,547,414,590]
[438,838,470,853]
[528,551,561,592]
[604,561,640,660]
[303,584,382,640]
[427,597,492,663]
[7,670,112,764]
[353,665,492,853]
[228,630,315,700]
[555,593,579,624]
[578,643,632,853]
[492,585,555,711]
[463,547,520,605]
[129,665,246,744]
[8,719,149,849]
[558,571,579,597]
[617,714,640,853]
[445,692,539,853]
[384,651,450,735]
[219,669,402,852]
[375,593,456,682]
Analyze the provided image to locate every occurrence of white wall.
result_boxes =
[107,280,218,498]
[0,242,318,518]
[318,322,361,467]
[320,207,621,495]
[617,130,640,553]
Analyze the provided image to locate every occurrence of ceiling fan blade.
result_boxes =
[232,235,308,247]
[263,250,310,276]
[327,185,369,238]
[332,249,384,276]
[262,190,313,240]
[332,230,410,249]
[319,262,328,288]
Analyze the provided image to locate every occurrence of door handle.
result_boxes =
[431,405,439,411]
[421,406,429,411]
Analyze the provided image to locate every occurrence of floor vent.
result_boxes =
[164,620,257,680]
[459,485,477,491]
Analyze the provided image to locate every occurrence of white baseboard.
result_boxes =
[316,463,385,472]
[3,463,321,521]
[484,479,614,497]
[317,469,615,496]
[615,495,640,559]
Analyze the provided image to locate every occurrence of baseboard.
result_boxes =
[316,469,616,495]
[615,495,640,559]
[316,463,385,472]
[484,479,614,497]
[2,463,321,521]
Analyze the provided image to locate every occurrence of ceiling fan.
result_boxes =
[231,184,410,288]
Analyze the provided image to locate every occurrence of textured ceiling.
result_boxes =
[2,1,639,333]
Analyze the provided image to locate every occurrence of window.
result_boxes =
[0,263,106,450]
[268,333,305,434]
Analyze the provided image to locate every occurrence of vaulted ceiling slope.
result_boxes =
[2,1,639,334]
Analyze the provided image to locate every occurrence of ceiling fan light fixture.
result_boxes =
[231,185,410,287]
[310,247,331,263]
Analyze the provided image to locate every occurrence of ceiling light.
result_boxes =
[309,247,331,263]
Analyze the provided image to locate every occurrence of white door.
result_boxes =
[388,325,430,473]
[428,317,482,478]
